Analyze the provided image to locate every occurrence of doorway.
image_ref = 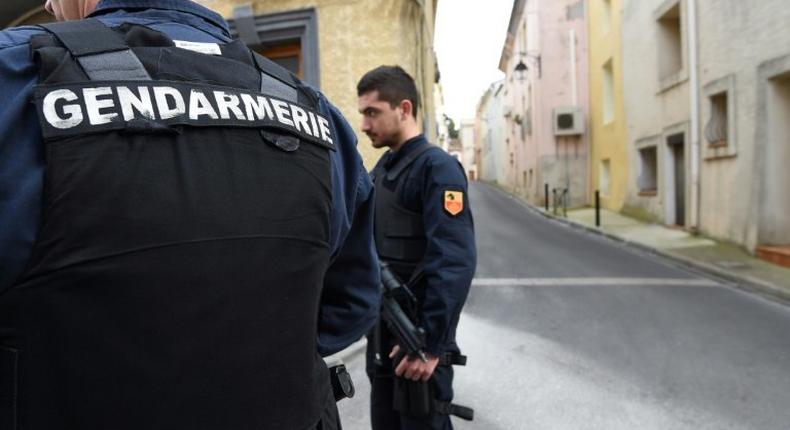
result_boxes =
[665,133,686,226]
[761,72,790,244]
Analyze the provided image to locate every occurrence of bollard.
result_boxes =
[552,189,557,215]
[544,183,549,211]
[595,190,601,227]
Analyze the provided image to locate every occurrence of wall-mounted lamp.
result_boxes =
[514,52,541,80]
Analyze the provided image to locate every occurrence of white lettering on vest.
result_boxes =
[153,86,185,120]
[318,116,333,145]
[189,90,219,120]
[308,111,320,140]
[213,91,246,120]
[83,87,117,125]
[43,89,83,129]
[240,94,273,121]
[117,86,155,121]
[290,105,314,137]
[39,85,333,146]
[270,99,295,127]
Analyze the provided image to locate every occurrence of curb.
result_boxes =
[488,185,790,306]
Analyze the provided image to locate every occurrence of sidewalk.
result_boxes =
[534,205,790,303]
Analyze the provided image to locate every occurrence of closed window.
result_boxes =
[638,146,658,194]
[656,2,683,81]
[229,7,320,88]
[600,159,611,196]
[705,92,728,147]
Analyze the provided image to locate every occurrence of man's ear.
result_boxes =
[399,99,414,119]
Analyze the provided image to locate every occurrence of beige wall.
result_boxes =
[199,0,438,168]
[588,0,628,211]
[696,0,790,249]
[622,0,691,226]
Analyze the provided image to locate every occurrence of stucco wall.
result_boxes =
[621,0,690,224]
[696,0,790,249]
[479,82,507,185]
[588,0,628,211]
[198,0,437,169]
[500,0,589,207]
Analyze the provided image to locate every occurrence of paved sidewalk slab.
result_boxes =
[568,208,717,250]
[534,204,790,303]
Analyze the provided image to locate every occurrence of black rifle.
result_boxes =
[379,261,428,363]
[379,261,475,421]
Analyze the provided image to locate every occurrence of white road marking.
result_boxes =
[472,277,719,287]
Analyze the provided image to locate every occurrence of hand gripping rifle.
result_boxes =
[379,261,428,363]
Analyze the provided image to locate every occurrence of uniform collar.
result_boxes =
[91,0,230,36]
[384,134,428,170]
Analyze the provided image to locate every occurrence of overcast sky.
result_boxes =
[434,1,513,123]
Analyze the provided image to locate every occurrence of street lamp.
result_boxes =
[514,52,541,80]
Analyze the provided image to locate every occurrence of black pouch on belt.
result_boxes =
[392,377,432,418]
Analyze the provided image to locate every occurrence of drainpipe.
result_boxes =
[570,29,578,106]
[688,0,700,231]
[568,29,577,195]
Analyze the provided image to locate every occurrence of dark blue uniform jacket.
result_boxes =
[0,0,379,356]
[373,135,476,356]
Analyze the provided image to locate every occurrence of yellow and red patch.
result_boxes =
[443,191,464,216]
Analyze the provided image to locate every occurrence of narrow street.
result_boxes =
[338,182,790,430]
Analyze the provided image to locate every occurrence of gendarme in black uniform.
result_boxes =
[0,19,341,430]
[368,135,477,430]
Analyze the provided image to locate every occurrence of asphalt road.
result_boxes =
[338,182,790,430]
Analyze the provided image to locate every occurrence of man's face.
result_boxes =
[358,91,405,150]
[44,0,99,21]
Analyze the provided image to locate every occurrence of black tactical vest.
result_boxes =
[0,19,334,430]
[372,144,437,281]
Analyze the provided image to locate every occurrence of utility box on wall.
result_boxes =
[552,106,585,136]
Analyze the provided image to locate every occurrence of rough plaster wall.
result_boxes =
[621,0,690,221]
[540,154,587,208]
[200,0,435,169]
[479,88,507,185]
[492,92,508,186]
[588,0,629,211]
[697,0,790,248]
[504,0,589,206]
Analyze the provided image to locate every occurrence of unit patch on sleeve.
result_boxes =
[443,190,464,216]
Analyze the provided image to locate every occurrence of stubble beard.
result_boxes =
[369,129,401,150]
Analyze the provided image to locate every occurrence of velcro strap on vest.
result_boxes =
[253,53,299,102]
[39,19,151,81]
[39,19,126,56]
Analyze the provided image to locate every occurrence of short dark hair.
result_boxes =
[357,65,420,118]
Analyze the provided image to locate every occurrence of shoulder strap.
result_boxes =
[251,52,318,106]
[38,18,150,81]
[251,52,299,102]
[386,144,438,181]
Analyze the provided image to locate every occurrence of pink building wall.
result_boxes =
[500,0,589,206]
